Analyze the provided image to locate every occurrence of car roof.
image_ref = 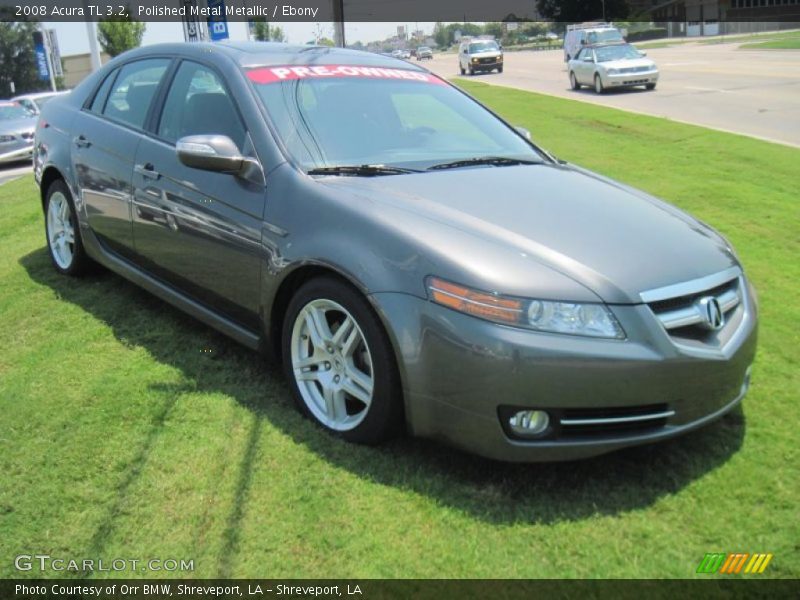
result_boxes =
[116,42,429,72]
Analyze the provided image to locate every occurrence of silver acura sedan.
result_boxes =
[34,43,756,461]
[0,100,37,164]
[569,43,659,94]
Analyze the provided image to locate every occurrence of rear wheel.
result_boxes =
[44,180,92,276]
[570,71,580,90]
[282,277,403,444]
[594,74,605,94]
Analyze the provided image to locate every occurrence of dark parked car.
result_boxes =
[35,43,757,461]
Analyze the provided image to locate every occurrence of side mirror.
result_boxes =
[515,126,532,141]
[639,50,648,56]
[177,134,257,176]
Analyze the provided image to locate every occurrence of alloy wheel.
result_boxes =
[47,191,75,270]
[290,298,374,431]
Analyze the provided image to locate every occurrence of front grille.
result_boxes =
[478,57,497,64]
[558,403,673,438]
[622,79,649,85]
[618,66,650,74]
[644,270,741,341]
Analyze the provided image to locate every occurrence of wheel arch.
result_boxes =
[39,166,66,212]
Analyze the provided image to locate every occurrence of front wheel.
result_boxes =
[594,74,605,94]
[497,66,503,73]
[460,64,465,75]
[646,82,657,90]
[570,71,580,90]
[44,180,92,276]
[282,277,403,444]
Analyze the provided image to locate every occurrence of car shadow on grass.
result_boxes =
[21,248,746,530]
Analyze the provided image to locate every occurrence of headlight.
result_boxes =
[472,58,479,63]
[427,277,625,339]
[0,135,15,143]
[606,68,619,75]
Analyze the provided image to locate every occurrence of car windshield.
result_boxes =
[418,47,430,52]
[249,66,545,172]
[0,102,33,120]
[469,41,499,53]
[586,30,624,44]
[595,44,643,62]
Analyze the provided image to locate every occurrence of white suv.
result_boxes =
[563,23,624,62]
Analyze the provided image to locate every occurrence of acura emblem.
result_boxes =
[697,296,724,331]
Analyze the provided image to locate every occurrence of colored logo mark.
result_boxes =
[696,553,773,574]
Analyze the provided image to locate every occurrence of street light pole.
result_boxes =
[332,0,345,47]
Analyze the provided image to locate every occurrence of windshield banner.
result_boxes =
[247,65,446,86]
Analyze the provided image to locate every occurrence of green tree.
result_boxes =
[251,20,287,42]
[0,22,42,96]
[433,22,448,48]
[317,37,335,47]
[97,17,146,58]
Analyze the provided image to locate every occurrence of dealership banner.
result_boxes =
[2,0,800,22]
[31,30,49,81]
[3,579,800,599]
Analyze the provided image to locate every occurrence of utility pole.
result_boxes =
[86,21,102,72]
[332,0,345,47]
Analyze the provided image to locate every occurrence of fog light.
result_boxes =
[508,410,550,436]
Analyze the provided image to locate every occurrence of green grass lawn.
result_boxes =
[740,34,800,50]
[1,83,799,580]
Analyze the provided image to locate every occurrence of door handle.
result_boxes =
[74,135,91,148]
[134,163,161,180]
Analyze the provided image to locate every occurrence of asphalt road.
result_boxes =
[0,161,32,186]
[425,42,800,148]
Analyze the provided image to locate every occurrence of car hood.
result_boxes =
[319,164,737,303]
[0,117,36,134]
[599,58,656,70]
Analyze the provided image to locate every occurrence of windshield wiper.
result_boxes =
[307,164,420,177]
[427,156,543,171]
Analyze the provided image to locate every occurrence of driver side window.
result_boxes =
[157,61,246,149]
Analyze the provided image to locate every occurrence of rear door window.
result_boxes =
[102,59,170,129]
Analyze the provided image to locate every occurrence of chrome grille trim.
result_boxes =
[654,285,740,330]
[640,266,741,304]
[560,409,675,426]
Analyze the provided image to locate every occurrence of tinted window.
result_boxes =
[89,69,117,113]
[102,59,170,129]
[157,61,246,148]
[468,41,499,54]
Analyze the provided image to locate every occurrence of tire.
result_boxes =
[460,64,465,75]
[44,179,92,276]
[570,71,580,90]
[594,74,605,94]
[646,83,657,90]
[282,276,403,445]
[468,65,474,76]
[498,66,504,74]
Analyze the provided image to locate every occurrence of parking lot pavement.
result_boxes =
[0,161,32,186]
[425,42,800,148]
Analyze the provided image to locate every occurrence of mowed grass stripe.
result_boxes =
[0,82,797,578]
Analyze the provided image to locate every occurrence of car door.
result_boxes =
[71,58,171,259]
[130,59,266,329]
[574,48,594,85]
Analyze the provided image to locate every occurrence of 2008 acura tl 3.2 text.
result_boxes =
[34,42,757,461]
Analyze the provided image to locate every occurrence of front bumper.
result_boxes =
[601,69,659,88]
[0,141,34,164]
[371,283,757,462]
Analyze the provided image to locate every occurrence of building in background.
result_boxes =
[61,52,112,89]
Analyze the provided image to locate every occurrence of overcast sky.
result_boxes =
[44,21,439,57]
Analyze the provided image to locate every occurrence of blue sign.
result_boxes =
[32,32,50,81]
[206,0,230,41]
